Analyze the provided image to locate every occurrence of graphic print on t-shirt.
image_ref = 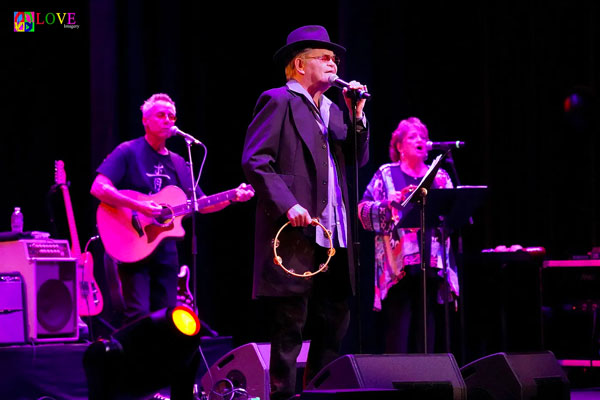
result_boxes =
[146,162,172,194]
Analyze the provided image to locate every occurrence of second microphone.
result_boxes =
[170,126,203,145]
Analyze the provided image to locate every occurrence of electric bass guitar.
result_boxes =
[55,160,104,316]
[96,184,252,263]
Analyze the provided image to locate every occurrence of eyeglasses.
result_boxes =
[154,111,177,122]
[303,54,341,66]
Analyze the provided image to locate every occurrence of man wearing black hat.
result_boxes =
[241,25,369,400]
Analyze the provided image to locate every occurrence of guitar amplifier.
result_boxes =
[0,273,27,344]
[0,239,79,342]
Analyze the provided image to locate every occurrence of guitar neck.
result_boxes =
[171,188,240,218]
[60,184,82,257]
[197,187,239,208]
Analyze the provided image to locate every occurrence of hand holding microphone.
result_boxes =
[170,126,203,145]
[328,75,371,100]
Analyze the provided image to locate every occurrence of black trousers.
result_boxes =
[117,242,179,323]
[382,265,442,354]
[264,248,351,400]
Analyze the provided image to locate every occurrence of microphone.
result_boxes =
[328,75,371,99]
[426,141,465,151]
[170,126,202,145]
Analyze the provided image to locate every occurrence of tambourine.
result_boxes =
[272,218,336,278]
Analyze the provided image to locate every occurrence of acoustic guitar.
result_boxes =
[96,184,252,263]
[55,160,104,316]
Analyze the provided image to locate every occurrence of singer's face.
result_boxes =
[301,49,338,87]
[143,101,177,140]
[400,129,429,162]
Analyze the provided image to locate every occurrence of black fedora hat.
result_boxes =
[273,25,346,66]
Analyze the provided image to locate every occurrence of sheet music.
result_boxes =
[401,151,448,208]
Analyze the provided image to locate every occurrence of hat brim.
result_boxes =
[273,40,346,66]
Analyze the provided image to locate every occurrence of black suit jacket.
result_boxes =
[242,85,369,297]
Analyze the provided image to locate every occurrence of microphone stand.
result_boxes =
[184,138,199,316]
[444,150,465,362]
[350,93,363,354]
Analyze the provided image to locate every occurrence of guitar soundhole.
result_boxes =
[154,205,175,227]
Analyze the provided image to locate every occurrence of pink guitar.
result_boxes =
[55,160,104,316]
[96,184,252,263]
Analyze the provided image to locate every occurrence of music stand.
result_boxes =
[398,187,488,230]
[397,151,488,352]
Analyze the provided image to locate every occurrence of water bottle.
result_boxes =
[11,207,23,233]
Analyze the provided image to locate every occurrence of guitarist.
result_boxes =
[90,93,254,324]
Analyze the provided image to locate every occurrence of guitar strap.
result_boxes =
[169,153,195,199]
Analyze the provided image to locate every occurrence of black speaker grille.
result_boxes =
[37,278,73,333]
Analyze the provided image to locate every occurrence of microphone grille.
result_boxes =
[328,74,339,84]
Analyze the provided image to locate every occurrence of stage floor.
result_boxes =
[0,336,234,400]
[1,340,598,399]
[572,389,600,400]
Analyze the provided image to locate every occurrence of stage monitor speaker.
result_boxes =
[0,240,78,342]
[460,351,570,400]
[304,353,466,400]
[200,341,310,400]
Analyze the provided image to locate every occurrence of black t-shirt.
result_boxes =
[99,136,181,195]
